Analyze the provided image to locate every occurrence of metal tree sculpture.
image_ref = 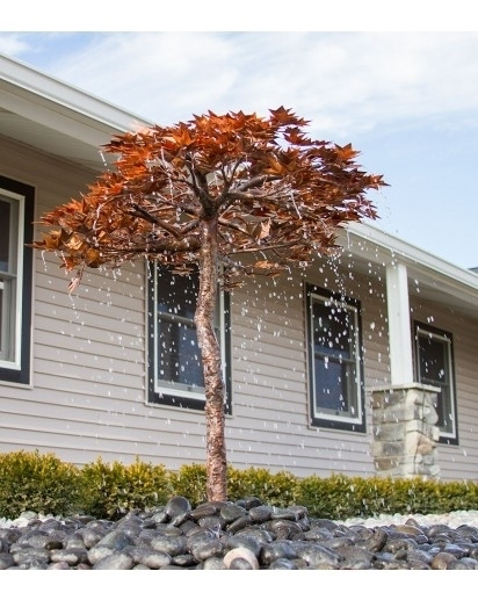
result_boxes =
[33,107,386,501]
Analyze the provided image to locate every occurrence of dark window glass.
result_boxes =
[419,335,447,382]
[415,323,457,443]
[0,285,3,355]
[155,268,203,389]
[307,284,365,432]
[0,176,34,385]
[0,200,10,272]
[148,264,232,412]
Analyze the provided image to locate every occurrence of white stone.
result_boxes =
[223,547,259,570]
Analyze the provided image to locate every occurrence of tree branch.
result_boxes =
[93,235,201,256]
[233,173,282,193]
[215,158,245,207]
[185,158,215,215]
[224,241,299,255]
[218,217,253,238]
[129,203,182,239]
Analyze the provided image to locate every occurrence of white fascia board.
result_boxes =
[340,221,478,296]
[0,53,151,144]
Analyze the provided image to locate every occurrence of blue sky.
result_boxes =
[2,6,478,269]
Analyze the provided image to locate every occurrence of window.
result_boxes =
[306,283,365,432]
[148,264,231,411]
[0,175,34,384]
[414,322,458,444]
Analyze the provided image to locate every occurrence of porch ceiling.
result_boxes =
[0,106,113,171]
[1,54,149,172]
[340,223,478,320]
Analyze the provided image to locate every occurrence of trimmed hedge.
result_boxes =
[79,457,172,520]
[0,450,82,519]
[168,464,208,507]
[0,451,477,521]
[296,474,478,519]
[227,466,299,507]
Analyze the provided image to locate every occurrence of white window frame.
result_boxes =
[307,283,365,432]
[0,187,25,370]
[414,322,458,443]
[148,264,231,411]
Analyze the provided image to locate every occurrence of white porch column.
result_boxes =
[386,262,414,385]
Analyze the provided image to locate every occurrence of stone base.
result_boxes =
[370,384,440,479]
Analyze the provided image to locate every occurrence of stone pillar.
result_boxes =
[370,384,441,478]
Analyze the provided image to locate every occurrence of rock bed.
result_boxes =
[1,496,478,570]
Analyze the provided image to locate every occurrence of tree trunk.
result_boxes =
[195,216,227,501]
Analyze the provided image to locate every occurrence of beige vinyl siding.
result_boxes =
[0,136,392,477]
[0,130,391,477]
[227,263,390,478]
[410,295,478,481]
[0,137,151,463]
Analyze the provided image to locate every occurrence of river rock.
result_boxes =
[1,497,478,570]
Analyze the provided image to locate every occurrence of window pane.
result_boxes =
[313,301,352,358]
[150,262,230,410]
[311,295,359,420]
[0,176,34,384]
[155,266,204,391]
[157,318,203,388]
[0,200,10,272]
[156,267,198,321]
[314,357,356,413]
[418,335,448,382]
[0,283,3,355]
[416,327,455,439]
[434,386,453,432]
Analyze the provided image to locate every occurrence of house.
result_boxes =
[2,53,478,483]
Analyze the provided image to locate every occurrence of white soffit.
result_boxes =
[0,53,150,170]
[0,106,114,170]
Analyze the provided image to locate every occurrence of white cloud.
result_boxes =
[5,31,478,141]
[37,32,478,141]
[0,33,31,56]
[50,33,238,120]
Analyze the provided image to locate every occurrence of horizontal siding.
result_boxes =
[225,265,389,477]
[0,144,392,475]
[0,137,153,464]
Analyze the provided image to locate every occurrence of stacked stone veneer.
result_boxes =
[370,384,441,479]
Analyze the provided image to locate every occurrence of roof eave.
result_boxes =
[0,52,150,138]
[340,222,478,315]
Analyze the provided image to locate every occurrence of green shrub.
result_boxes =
[385,477,438,515]
[169,463,208,506]
[227,466,299,507]
[443,480,478,511]
[0,450,81,519]
[298,474,411,519]
[297,473,363,519]
[365,476,398,515]
[168,464,300,508]
[423,480,478,513]
[79,457,171,519]
[1,450,477,521]
[297,474,478,519]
